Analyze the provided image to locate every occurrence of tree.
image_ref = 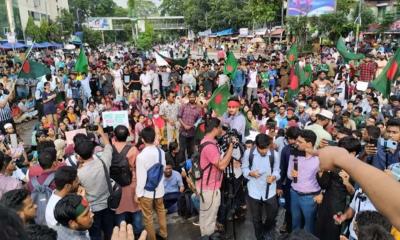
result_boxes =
[136,23,155,50]
[25,17,40,41]
[56,9,74,36]
[82,27,103,48]
[130,0,158,17]
[159,0,185,16]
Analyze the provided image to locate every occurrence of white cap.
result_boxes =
[317,109,334,120]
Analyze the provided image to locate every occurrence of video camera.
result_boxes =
[380,138,398,151]
[218,126,243,161]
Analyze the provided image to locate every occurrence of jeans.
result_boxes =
[179,134,195,159]
[163,192,181,214]
[290,189,317,234]
[233,86,243,97]
[16,86,28,98]
[162,86,170,97]
[191,193,200,212]
[247,195,278,240]
[89,208,115,240]
[114,211,144,235]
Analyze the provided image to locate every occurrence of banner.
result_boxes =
[239,28,249,37]
[287,0,336,16]
[155,50,169,66]
[102,111,129,128]
[87,18,112,30]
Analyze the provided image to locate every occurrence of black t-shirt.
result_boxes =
[131,73,141,91]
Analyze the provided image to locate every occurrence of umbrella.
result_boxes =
[250,37,264,43]
[64,44,76,50]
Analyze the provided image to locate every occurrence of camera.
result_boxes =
[368,138,378,147]
[290,144,306,157]
[380,138,398,151]
[86,124,98,132]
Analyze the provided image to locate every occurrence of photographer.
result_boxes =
[197,117,233,239]
[222,97,246,143]
[242,133,280,240]
[364,118,400,170]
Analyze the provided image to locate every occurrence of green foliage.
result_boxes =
[82,27,103,48]
[69,0,118,19]
[56,9,74,37]
[25,17,40,41]
[136,23,155,51]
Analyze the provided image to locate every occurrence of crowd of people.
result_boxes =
[0,38,400,240]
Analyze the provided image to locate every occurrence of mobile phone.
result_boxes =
[327,140,338,146]
[380,139,398,150]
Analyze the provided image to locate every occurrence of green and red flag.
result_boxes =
[18,60,51,79]
[223,51,238,79]
[288,63,306,100]
[372,48,400,98]
[75,47,89,74]
[287,44,298,67]
[208,83,231,117]
[336,37,365,63]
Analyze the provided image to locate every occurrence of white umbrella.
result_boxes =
[64,44,76,50]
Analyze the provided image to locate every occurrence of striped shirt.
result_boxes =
[0,95,12,122]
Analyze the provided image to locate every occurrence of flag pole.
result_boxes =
[17,41,35,77]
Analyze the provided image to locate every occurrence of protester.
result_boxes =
[0,188,37,224]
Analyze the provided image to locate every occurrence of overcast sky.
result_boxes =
[114,0,161,8]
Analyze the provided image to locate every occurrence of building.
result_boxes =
[0,0,69,39]
[364,0,399,21]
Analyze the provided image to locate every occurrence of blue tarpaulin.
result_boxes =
[212,28,234,37]
[0,42,26,49]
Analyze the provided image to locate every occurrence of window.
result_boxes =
[29,11,41,21]
[377,5,387,20]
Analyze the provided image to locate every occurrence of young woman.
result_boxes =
[42,82,58,127]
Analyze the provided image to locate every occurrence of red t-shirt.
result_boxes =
[196,136,223,191]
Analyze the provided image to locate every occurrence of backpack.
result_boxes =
[31,173,55,225]
[191,141,216,202]
[110,145,133,187]
[178,190,197,218]
[248,147,275,172]
[144,147,164,197]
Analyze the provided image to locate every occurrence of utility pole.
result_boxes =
[355,0,362,53]
[5,0,15,34]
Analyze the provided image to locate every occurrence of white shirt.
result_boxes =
[80,75,92,98]
[45,192,62,229]
[140,72,152,91]
[136,145,166,199]
[248,69,258,88]
[112,69,123,86]
[349,189,377,239]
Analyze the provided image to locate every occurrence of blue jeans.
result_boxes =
[233,86,243,97]
[114,211,144,235]
[89,208,115,240]
[290,189,317,234]
[191,193,200,212]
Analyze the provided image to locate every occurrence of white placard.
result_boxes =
[102,111,129,128]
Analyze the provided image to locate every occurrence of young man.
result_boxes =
[222,97,246,143]
[197,117,234,238]
[54,194,94,240]
[136,126,167,240]
[287,130,321,234]
[159,90,180,145]
[0,151,22,198]
[75,127,114,240]
[45,166,80,229]
[178,91,201,159]
[0,189,37,224]
[305,109,333,148]
[163,161,184,214]
[242,133,280,240]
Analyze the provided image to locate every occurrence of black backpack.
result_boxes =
[191,141,216,202]
[248,147,275,171]
[110,144,132,187]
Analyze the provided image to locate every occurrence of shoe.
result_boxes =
[193,220,200,226]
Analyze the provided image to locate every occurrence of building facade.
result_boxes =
[0,0,69,39]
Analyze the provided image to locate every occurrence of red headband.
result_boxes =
[227,101,240,108]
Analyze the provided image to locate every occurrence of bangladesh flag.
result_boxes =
[336,37,365,63]
[154,49,188,68]
[18,60,51,79]
[372,48,400,98]
[287,44,298,67]
[75,47,89,74]
[208,83,231,116]
[288,63,306,100]
[223,51,238,79]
